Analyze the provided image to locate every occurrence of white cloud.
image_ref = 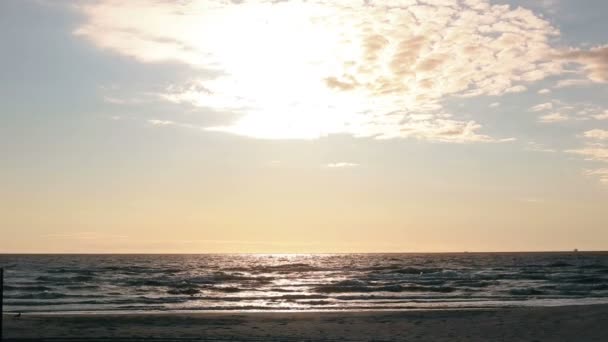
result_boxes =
[529,102,553,112]
[505,85,528,94]
[541,101,607,121]
[554,78,593,88]
[147,119,203,131]
[489,102,500,108]
[525,141,556,153]
[148,119,175,126]
[559,45,608,83]
[539,112,568,123]
[538,88,551,94]
[74,0,566,142]
[593,111,608,120]
[568,129,608,185]
[325,162,359,168]
[565,111,608,186]
[566,145,608,162]
[103,96,146,105]
[583,129,608,140]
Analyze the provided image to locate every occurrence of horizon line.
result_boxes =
[1,250,606,255]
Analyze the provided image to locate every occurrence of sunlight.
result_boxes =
[75,0,566,142]
[193,2,364,139]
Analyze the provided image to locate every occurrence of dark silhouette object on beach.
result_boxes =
[14,313,21,319]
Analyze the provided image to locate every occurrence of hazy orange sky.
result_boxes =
[1,0,608,253]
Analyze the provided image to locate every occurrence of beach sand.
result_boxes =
[3,304,608,341]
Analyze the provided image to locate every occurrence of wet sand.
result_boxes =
[3,304,608,341]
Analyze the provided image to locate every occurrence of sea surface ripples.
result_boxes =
[1,253,608,313]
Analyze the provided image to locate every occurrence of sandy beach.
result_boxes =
[3,304,608,341]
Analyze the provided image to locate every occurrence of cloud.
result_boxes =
[566,145,608,162]
[564,114,608,185]
[538,88,551,94]
[103,95,147,105]
[558,45,608,83]
[525,141,556,153]
[505,85,528,94]
[529,102,553,112]
[554,78,593,88]
[583,129,608,140]
[489,102,500,108]
[325,162,359,168]
[567,128,608,185]
[539,112,568,123]
[74,0,565,142]
[541,101,607,121]
[593,111,608,120]
[148,119,174,126]
[147,119,203,130]
[583,169,608,185]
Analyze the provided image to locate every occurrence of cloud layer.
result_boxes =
[73,0,608,148]
[75,0,580,142]
[567,129,608,185]
[559,46,608,83]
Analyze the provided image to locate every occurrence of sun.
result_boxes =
[181,2,362,139]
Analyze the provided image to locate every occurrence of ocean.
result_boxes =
[1,253,608,313]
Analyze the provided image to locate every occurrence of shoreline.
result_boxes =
[6,297,608,316]
[4,304,608,341]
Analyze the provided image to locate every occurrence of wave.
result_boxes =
[546,261,574,268]
[48,268,96,275]
[65,285,101,290]
[205,286,241,293]
[389,267,442,275]
[5,292,92,300]
[555,284,608,292]
[5,296,190,307]
[167,288,199,295]
[509,288,545,296]
[3,285,53,291]
[257,263,323,273]
[314,281,455,294]
[36,275,95,283]
[568,276,606,284]
[580,264,607,269]
[186,272,276,285]
[123,278,168,287]
[452,280,498,288]
[279,294,328,300]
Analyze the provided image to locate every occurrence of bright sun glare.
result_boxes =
[75,0,567,142]
[195,3,368,139]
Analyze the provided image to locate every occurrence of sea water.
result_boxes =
[1,253,608,313]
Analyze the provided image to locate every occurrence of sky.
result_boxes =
[1,0,608,253]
